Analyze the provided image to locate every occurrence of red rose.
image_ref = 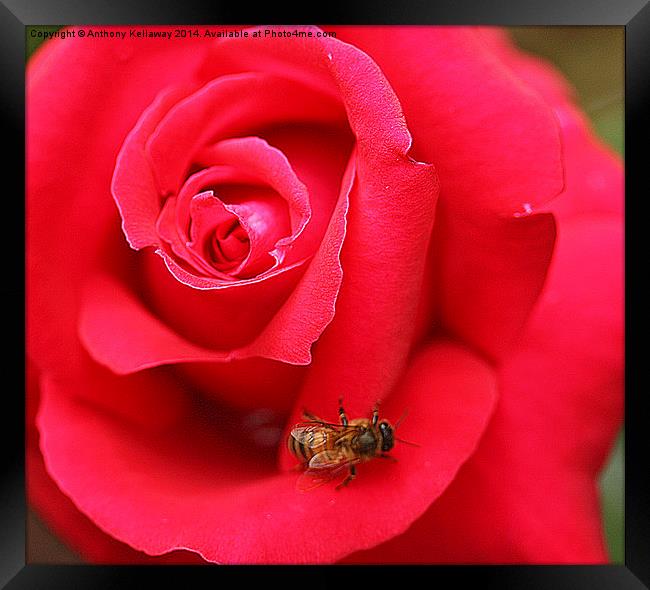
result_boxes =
[27,26,623,564]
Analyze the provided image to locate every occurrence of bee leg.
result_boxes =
[338,397,348,427]
[378,453,398,462]
[335,465,356,490]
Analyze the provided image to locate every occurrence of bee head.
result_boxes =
[378,421,394,452]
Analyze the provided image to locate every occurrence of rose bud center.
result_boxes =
[184,183,291,280]
[209,219,250,269]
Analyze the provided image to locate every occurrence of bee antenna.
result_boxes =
[395,436,420,448]
[394,408,410,430]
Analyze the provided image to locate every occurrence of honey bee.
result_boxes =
[288,397,417,491]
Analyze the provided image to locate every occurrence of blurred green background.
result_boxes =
[26,26,624,564]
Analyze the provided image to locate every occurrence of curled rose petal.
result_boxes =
[152,135,312,283]
[330,26,564,214]
[38,340,497,564]
[112,72,345,257]
[139,125,354,355]
[332,26,565,360]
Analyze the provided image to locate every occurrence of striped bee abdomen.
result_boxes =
[288,425,331,463]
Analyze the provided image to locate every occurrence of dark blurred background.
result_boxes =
[25,26,624,564]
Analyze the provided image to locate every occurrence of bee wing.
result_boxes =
[290,422,357,449]
[296,450,359,493]
[307,449,350,470]
[290,424,330,449]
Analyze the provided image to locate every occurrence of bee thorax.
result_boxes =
[355,430,377,455]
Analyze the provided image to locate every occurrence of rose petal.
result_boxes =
[473,28,624,221]
[343,217,623,563]
[189,193,251,273]
[328,26,565,361]
[157,164,292,280]
[80,136,351,379]
[78,273,269,369]
[27,29,207,376]
[137,122,354,382]
[253,123,355,263]
[436,210,557,359]
[146,73,345,198]
[143,131,353,410]
[180,136,312,280]
[199,27,421,156]
[112,86,196,251]
[38,340,497,564]
[143,127,345,289]
[220,195,288,276]
[157,192,238,279]
[187,187,290,279]
[141,125,351,370]
[331,26,564,215]
[28,444,207,565]
[156,166,243,278]
[201,137,310,237]
[27,361,205,564]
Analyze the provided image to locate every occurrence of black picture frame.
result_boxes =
[3,0,647,587]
